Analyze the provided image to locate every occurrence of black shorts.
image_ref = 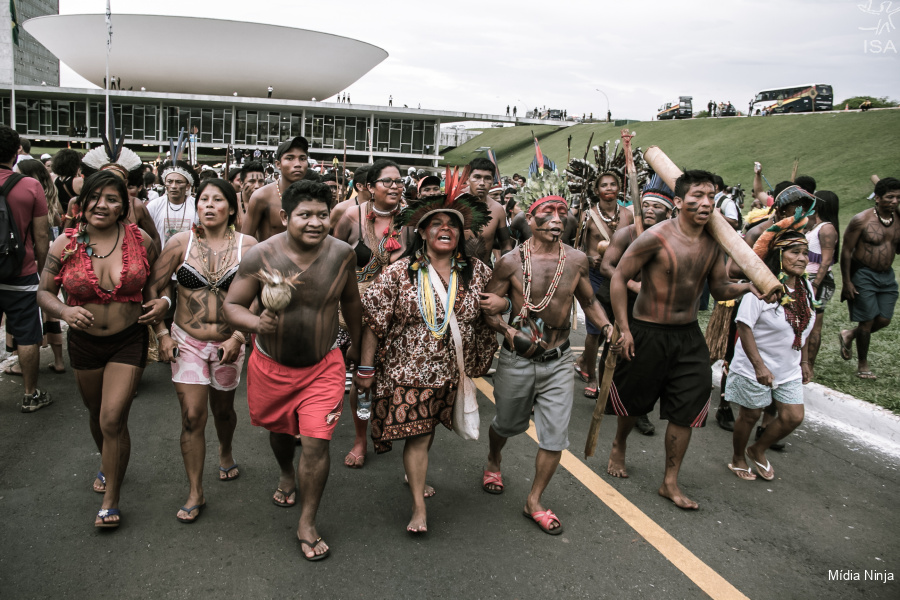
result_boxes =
[609,319,711,428]
[0,274,43,345]
[68,321,149,371]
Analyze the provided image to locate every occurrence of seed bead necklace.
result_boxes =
[197,228,236,293]
[875,207,894,227]
[597,201,620,227]
[517,239,567,320]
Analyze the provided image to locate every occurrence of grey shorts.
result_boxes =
[491,346,573,451]
[849,267,898,323]
[724,372,804,409]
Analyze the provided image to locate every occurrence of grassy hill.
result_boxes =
[445,111,900,412]
[443,110,900,225]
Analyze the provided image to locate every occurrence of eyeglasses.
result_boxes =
[376,178,404,188]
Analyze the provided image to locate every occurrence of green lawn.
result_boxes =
[447,111,900,412]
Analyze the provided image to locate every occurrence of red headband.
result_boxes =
[528,195,566,214]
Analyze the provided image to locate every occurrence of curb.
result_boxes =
[711,361,900,452]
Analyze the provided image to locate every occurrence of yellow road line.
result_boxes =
[474,377,748,600]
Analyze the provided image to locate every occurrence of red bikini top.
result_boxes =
[56,223,149,306]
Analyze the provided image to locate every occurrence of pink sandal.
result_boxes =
[523,509,563,535]
[482,470,504,494]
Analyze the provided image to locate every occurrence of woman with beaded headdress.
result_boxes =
[37,171,159,528]
[141,178,257,522]
[353,182,496,533]
[333,159,408,469]
[725,220,816,483]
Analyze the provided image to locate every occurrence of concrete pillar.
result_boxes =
[368,113,375,162]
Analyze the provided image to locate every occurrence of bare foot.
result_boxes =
[658,481,699,510]
[607,443,629,478]
[297,527,329,559]
[407,508,428,533]
[404,474,436,498]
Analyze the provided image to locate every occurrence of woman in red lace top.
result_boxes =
[37,171,158,529]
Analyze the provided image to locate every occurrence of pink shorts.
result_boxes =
[170,324,245,391]
[247,346,345,440]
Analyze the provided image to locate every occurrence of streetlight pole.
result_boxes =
[595,89,609,121]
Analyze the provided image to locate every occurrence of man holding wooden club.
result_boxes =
[605,170,775,510]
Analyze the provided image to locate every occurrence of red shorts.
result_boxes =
[247,347,345,439]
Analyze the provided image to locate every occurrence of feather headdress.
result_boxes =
[161,129,195,186]
[80,113,142,179]
[396,167,490,234]
[516,170,571,214]
[566,140,650,207]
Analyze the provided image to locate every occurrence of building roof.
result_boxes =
[22,14,388,101]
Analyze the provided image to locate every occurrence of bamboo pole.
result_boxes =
[620,129,642,234]
[643,146,782,297]
[585,324,620,457]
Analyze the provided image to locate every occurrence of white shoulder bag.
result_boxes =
[428,263,479,441]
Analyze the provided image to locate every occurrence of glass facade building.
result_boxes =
[0,94,439,158]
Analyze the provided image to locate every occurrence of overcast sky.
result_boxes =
[58,0,899,121]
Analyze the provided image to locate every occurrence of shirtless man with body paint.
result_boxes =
[224,180,361,561]
[605,170,773,510]
[480,194,613,535]
[241,137,309,242]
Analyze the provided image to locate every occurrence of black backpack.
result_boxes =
[0,173,28,281]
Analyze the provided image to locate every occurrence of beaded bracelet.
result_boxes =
[231,331,247,344]
[160,295,172,309]
[356,372,375,379]
[502,298,513,314]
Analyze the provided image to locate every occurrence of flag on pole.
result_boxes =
[528,135,556,177]
[10,0,19,46]
[485,148,500,182]
[105,0,112,48]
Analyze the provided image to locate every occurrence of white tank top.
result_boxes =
[805,222,831,274]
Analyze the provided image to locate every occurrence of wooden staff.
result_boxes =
[643,146,782,297]
[341,142,348,200]
[585,323,620,457]
[620,129,642,235]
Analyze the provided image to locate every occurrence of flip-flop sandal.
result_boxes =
[298,537,331,561]
[583,387,599,399]
[219,464,240,481]
[727,463,757,481]
[752,458,775,481]
[272,487,296,508]
[176,503,205,523]
[344,451,366,468]
[482,470,504,494]
[856,371,877,380]
[838,332,852,361]
[3,363,22,376]
[95,508,121,528]
[523,509,563,535]
[93,471,106,494]
[573,363,590,383]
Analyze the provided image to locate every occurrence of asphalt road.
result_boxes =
[1,326,898,600]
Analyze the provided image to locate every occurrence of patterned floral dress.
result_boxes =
[362,257,497,453]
